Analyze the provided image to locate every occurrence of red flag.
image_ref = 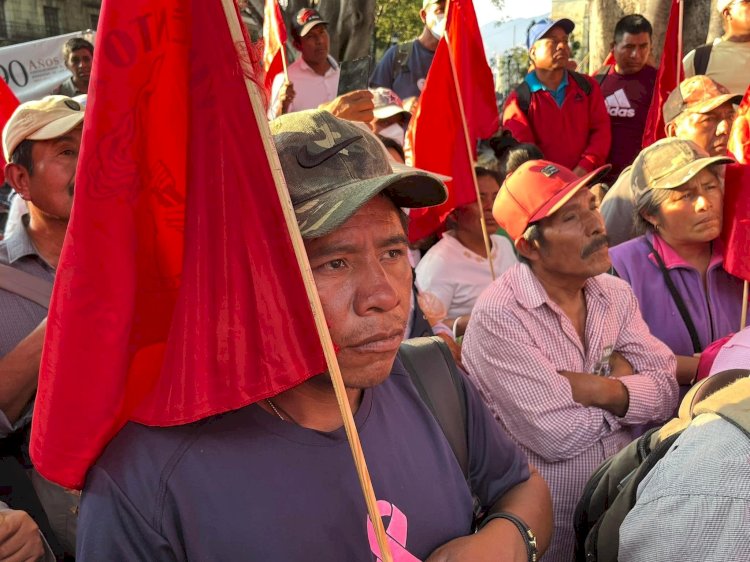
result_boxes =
[30,0,326,489]
[642,0,684,147]
[728,85,750,164]
[405,0,499,242]
[263,0,287,90]
[721,164,750,281]
[0,79,19,182]
[591,51,615,75]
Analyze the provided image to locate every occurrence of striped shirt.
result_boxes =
[462,263,678,562]
[0,225,54,437]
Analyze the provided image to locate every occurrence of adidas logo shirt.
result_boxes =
[599,65,657,181]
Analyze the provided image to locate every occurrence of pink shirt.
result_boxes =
[462,263,678,562]
[269,55,340,119]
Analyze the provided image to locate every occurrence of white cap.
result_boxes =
[717,0,733,12]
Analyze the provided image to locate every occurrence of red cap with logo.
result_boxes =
[493,159,610,242]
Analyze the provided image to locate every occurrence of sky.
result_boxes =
[474,0,552,22]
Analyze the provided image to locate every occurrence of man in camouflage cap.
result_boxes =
[601,75,742,246]
[76,110,553,561]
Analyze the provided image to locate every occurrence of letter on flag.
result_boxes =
[263,0,287,90]
[642,0,684,148]
[405,0,499,242]
[30,0,326,489]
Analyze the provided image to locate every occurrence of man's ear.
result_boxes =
[4,163,31,202]
[515,235,540,263]
[419,8,427,25]
[664,120,677,138]
[528,46,536,67]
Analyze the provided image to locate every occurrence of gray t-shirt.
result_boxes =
[600,166,637,248]
[77,360,529,561]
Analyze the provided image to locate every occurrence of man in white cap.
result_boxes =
[0,95,84,558]
[368,87,411,147]
[683,0,750,96]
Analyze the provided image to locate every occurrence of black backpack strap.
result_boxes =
[398,336,469,479]
[594,64,611,86]
[514,81,532,114]
[569,70,593,95]
[645,238,702,353]
[391,40,413,82]
[693,44,713,76]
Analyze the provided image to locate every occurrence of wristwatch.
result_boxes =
[478,511,538,562]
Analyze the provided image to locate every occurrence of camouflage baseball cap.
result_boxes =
[631,138,734,203]
[270,110,447,239]
[663,75,742,124]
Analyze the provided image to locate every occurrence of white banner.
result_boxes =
[0,31,95,102]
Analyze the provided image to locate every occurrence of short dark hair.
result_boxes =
[377,135,405,163]
[499,143,544,177]
[10,139,35,175]
[613,15,653,43]
[62,37,94,60]
[475,166,501,185]
[517,222,546,265]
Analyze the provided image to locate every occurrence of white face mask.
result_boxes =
[378,123,405,146]
[428,14,446,40]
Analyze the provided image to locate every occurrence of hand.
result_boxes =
[319,89,374,122]
[0,510,46,561]
[608,351,634,378]
[277,81,296,115]
[572,165,588,177]
[559,370,629,416]
[425,518,527,562]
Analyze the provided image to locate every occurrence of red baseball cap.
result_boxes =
[493,159,610,242]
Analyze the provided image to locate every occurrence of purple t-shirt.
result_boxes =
[76,359,529,561]
[599,65,656,182]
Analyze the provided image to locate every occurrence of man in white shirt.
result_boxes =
[269,8,374,122]
[683,0,750,96]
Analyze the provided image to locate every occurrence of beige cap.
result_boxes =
[3,95,85,162]
[717,0,733,12]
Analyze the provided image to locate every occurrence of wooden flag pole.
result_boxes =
[741,281,748,330]
[443,6,496,281]
[219,2,393,561]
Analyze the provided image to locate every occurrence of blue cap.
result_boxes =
[527,18,575,50]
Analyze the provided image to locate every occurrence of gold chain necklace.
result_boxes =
[265,398,285,421]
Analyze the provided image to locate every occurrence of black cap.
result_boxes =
[292,8,327,42]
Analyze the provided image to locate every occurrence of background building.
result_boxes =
[0,0,101,46]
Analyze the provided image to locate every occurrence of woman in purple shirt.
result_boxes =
[609,138,741,386]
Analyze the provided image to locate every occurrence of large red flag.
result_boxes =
[722,164,750,282]
[642,0,684,147]
[405,0,499,242]
[30,0,326,489]
[728,85,750,164]
[0,79,19,182]
[263,0,287,90]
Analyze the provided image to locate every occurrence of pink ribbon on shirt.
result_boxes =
[367,500,420,562]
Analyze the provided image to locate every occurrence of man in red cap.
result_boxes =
[269,8,374,122]
[461,160,678,562]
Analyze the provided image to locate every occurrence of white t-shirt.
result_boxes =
[684,38,750,96]
[268,55,340,119]
[415,231,517,319]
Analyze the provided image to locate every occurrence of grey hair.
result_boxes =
[517,223,544,265]
[633,189,671,234]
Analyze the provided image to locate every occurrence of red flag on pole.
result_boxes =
[30,0,326,490]
[405,0,499,242]
[642,0,684,147]
[263,0,287,90]
[721,164,750,282]
[591,51,615,76]
[0,79,19,182]
[729,85,750,164]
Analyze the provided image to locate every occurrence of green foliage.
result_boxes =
[373,0,424,60]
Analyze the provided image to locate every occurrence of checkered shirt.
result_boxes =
[462,263,678,562]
